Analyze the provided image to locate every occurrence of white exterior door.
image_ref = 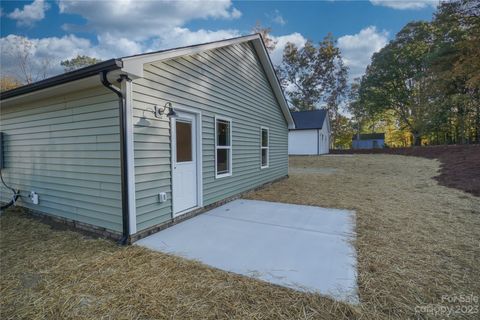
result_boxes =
[172,111,198,216]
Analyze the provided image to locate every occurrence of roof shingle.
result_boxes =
[352,133,385,140]
[291,110,328,130]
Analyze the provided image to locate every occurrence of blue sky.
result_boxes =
[1,0,438,82]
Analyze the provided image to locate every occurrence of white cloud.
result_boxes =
[58,0,242,40]
[270,32,307,66]
[1,22,384,90]
[7,0,50,26]
[2,1,307,88]
[150,27,240,51]
[231,8,242,19]
[370,0,438,10]
[1,28,307,84]
[96,33,145,57]
[337,26,389,81]
[1,34,90,81]
[1,0,245,82]
[0,26,242,81]
[0,33,147,81]
[270,9,286,26]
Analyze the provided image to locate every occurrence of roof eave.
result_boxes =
[119,34,295,129]
[0,59,122,101]
[0,34,296,129]
[120,34,260,79]
[290,127,323,130]
[250,38,295,129]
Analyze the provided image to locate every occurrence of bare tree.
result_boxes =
[7,36,52,84]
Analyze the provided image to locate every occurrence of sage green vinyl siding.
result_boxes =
[0,87,123,232]
[133,42,288,232]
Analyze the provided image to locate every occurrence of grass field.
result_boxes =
[331,144,480,196]
[1,154,479,319]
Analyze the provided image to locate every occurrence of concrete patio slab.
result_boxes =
[136,199,357,303]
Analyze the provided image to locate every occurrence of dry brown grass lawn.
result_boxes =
[248,155,480,319]
[1,154,479,319]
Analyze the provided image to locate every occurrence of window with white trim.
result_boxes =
[261,127,269,168]
[215,117,232,178]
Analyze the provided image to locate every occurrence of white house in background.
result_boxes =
[288,110,330,155]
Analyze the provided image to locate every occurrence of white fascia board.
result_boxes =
[1,76,99,107]
[119,34,295,130]
[121,34,260,79]
[250,39,295,129]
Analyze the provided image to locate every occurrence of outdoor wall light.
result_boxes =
[154,102,177,118]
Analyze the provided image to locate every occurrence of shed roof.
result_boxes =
[352,133,385,140]
[291,110,328,130]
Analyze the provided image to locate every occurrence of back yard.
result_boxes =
[1,154,479,319]
[331,144,480,196]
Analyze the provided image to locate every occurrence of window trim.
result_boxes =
[260,126,269,169]
[214,116,233,179]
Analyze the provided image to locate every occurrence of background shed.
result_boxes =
[352,133,385,149]
[288,110,330,155]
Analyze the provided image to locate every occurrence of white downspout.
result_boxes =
[121,78,137,235]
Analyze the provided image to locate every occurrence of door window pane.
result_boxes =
[176,121,192,162]
[216,149,229,174]
[217,120,230,146]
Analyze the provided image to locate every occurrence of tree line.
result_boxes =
[3,1,478,148]
[349,0,479,146]
[265,0,479,148]
[1,37,102,91]
[253,23,350,147]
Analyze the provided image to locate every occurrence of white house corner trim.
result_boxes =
[122,79,137,235]
[197,111,204,208]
